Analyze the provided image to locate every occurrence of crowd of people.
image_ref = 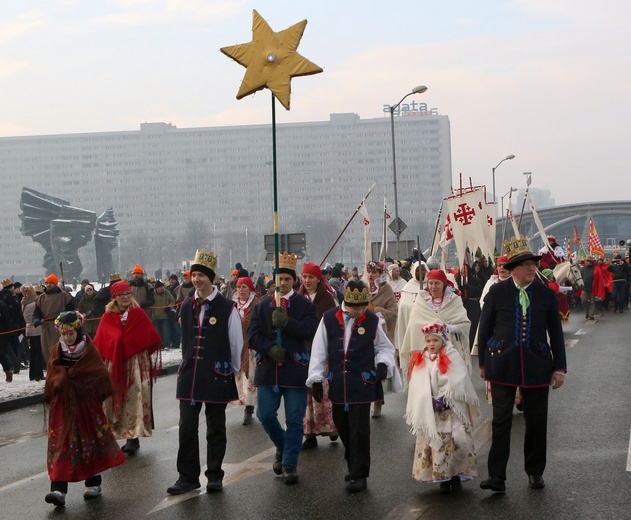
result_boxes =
[4,236,631,508]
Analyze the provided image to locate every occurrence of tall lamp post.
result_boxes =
[492,154,515,218]
[388,85,428,260]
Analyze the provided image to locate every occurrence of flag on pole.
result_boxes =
[357,200,372,264]
[526,192,552,250]
[506,192,520,238]
[379,196,392,262]
[588,217,605,258]
[573,226,581,245]
[566,237,572,260]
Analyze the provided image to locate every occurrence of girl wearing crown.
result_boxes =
[405,323,479,494]
[306,280,396,492]
[44,311,126,507]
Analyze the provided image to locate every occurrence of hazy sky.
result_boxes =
[1,0,629,206]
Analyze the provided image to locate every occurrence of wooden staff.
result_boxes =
[319,181,377,266]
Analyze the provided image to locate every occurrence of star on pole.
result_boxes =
[220,9,322,110]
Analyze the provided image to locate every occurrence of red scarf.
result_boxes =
[94,308,162,408]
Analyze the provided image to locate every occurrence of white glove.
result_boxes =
[446,324,459,334]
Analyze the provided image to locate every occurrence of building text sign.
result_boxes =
[383,102,438,117]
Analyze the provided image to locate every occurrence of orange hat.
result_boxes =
[183,270,191,277]
[45,273,59,284]
[132,264,144,275]
[231,269,239,276]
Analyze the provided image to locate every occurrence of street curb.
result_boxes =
[0,364,180,414]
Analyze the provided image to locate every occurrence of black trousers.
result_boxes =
[177,400,227,483]
[51,474,101,493]
[332,403,371,479]
[488,384,549,480]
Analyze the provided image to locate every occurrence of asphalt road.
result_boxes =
[1,310,630,520]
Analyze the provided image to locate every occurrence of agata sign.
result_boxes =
[383,101,438,116]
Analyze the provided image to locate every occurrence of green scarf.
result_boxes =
[517,285,530,316]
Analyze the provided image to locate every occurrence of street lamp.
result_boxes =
[388,84,428,260]
[492,154,516,217]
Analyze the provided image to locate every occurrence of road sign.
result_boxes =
[388,217,407,235]
[263,233,306,260]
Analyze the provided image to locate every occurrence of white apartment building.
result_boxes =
[0,112,451,281]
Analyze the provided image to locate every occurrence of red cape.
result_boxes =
[94,307,162,407]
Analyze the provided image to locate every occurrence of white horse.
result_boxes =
[553,261,584,289]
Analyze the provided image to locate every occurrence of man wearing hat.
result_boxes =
[307,280,395,492]
[167,249,244,495]
[129,264,155,311]
[247,252,319,485]
[478,236,566,493]
[33,274,75,364]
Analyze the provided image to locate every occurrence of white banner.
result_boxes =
[357,200,372,264]
[506,192,520,238]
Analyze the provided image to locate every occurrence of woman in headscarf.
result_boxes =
[364,261,398,417]
[400,269,472,378]
[298,261,338,449]
[232,276,260,425]
[396,261,428,350]
[94,280,162,455]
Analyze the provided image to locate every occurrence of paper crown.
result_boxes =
[503,235,531,260]
[109,272,121,282]
[193,249,218,273]
[1,278,13,288]
[278,251,298,271]
[344,284,370,306]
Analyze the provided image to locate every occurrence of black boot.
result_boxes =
[121,438,140,455]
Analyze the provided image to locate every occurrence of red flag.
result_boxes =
[573,226,581,245]
[588,218,605,258]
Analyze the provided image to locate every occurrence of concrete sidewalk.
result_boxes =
[0,364,179,414]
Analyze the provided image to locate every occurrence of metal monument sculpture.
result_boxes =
[19,187,119,280]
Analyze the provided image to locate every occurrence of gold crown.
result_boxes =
[278,251,298,271]
[344,285,370,305]
[1,278,13,288]
[109,272,121,282]
[503,235,531,261]
[193,249,218,273]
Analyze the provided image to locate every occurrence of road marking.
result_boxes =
[0,430,46,449]
[566,339,579,348]
[0,470,48,492]
[384,504,431,519]
[574,329,589,335]
[147,446,277,514]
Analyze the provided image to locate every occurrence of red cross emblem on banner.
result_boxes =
[453,203,476,226]
[363,218,370,226]
[487,215,493,226]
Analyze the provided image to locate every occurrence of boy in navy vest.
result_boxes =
[306,280,395,492]
[166,249,243,495]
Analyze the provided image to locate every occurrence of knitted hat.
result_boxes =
[236,276,255,292]
[231,269,239,277]
[497,255,509,265]
[45,273,59,285]
[169,274,178,281]
[183,270,191,277]
[542,268,554,278]
[132,264,144,275]
[110,280,131,298]
[426,269,453,288]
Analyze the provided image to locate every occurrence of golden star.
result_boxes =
[220,9,322,110]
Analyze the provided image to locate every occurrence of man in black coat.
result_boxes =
[247,253,319,485]
[478,236,566,493]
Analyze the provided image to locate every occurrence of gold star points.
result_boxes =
[220,9,323,110]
